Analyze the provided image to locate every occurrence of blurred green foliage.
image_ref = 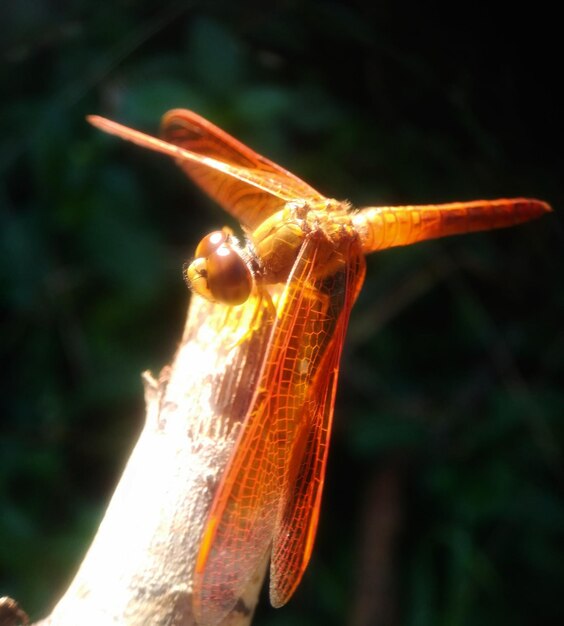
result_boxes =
[1,1,562,625]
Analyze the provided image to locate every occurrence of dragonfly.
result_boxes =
[88,110,550,625]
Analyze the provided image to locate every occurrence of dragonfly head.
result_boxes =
[184,228,255,306]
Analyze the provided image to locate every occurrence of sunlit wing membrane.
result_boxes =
[193,234,366,626]
[269,237,365,607]
[161,109,325,230]
[87,115,322,230]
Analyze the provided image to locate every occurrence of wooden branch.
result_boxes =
[31,294,271,626]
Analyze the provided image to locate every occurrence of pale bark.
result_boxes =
[31,294,270,626]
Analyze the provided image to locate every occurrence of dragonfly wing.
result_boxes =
[193,233,366,625]
[161,109,325,229]
[269,237,365,607]
[193,237,319,625]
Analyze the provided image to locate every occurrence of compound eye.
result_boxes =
[184,257,215,301]
[206,244,253,305]
[194,227,233,259]
[184,244,253,306]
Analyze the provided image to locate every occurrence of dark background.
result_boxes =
[1,2,562,625]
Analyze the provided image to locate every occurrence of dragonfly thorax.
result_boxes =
[184,200,357,306]
[251,199,356,283]
[185,199,357,306]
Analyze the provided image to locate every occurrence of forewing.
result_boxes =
[270,237,365,607]
[161,109,325,229]
[193,234,366,625]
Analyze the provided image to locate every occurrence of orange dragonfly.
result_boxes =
[88,110,550,625]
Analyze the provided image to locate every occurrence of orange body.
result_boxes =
[88,110,550,625]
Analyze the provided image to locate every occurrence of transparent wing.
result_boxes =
[161,109,325,229]
[193,234,366,625]
[87,112,325,231]
[269,237,365,607]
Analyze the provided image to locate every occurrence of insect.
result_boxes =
[88,110,550,625]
